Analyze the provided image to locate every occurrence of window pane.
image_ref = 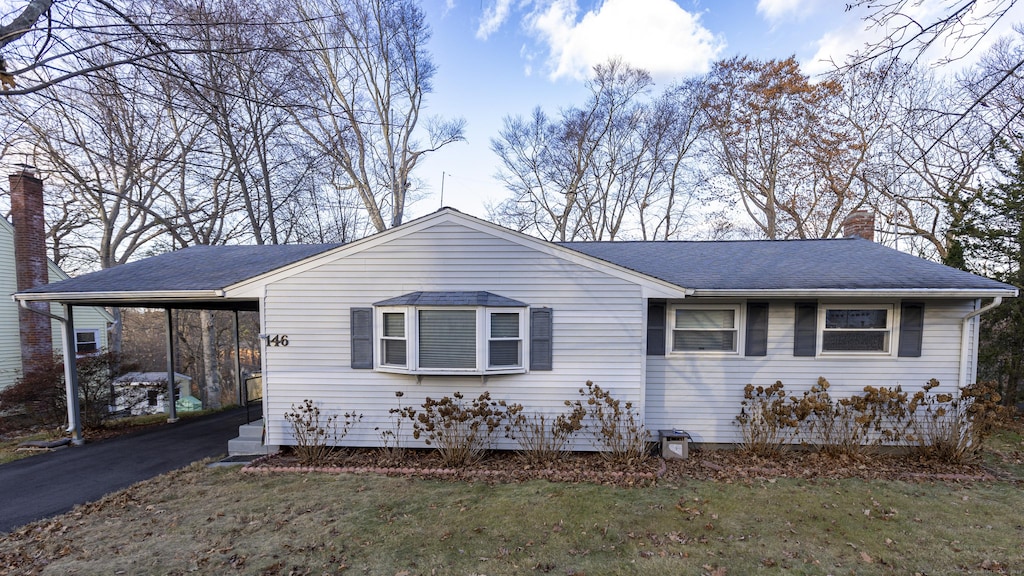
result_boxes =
[490,313,519,338]
[383,313,405,337]
[673,330,736,351]
[76,331,98,354]
[823,331,888,352]
[675,309,734,330]
[383,340,407,366]
[419,310,476,369]
[825,309,887,329]
[489,340,520,367]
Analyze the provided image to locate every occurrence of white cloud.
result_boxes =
[756,0,815,22]
[477,0,515,40]
[524,0,724,82]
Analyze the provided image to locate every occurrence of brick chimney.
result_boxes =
[10,168,53,376]
[843,210,874,242]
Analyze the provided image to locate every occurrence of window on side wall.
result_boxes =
[75,329,100,356]
[820,305,893,354]
[670,305,740,353]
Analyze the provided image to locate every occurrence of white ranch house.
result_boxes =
[15,209,1018,452]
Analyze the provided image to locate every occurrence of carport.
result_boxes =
[13,244,338,445]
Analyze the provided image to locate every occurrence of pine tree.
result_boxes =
[954,143,1024,406]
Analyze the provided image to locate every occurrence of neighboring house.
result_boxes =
[111,372,194,416]
[14,209,1018,448]
[0,215,112,391]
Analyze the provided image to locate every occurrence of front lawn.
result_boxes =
[1,428,1022,575]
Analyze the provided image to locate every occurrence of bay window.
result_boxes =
[371,292,531,374]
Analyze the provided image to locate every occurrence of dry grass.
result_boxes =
[0,426,1022,575]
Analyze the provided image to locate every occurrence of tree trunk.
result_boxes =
[200,310,221,409]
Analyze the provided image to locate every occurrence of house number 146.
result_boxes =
[266,335,289,347]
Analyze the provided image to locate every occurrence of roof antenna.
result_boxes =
[440,171,450,209]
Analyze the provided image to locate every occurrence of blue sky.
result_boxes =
[411,0,1022,221]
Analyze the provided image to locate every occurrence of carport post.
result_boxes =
[60,304,83,446]
[165,308,178,423]
[233,310,243,406]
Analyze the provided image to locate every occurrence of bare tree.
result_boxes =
[489,60,703,241]
[846,0,1020,67]
[701,56,869,240]
[287,0,465,232]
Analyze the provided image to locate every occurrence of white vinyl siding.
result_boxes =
[0,218,110,391]
[261,220,645,449]
[646,299,976,444]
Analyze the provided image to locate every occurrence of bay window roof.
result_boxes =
[374,291,527,307]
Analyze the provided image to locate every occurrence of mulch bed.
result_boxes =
[243,446,1011,487]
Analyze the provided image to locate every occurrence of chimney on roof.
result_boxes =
[843,210,874,242]
[10,168,53,377]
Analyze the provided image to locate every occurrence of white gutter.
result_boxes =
[13,289,227,303]
[958,297,1004,391]
[689,288,1017,299]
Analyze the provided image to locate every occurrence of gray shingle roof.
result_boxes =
[559,237,1016,293]
[21,244,339,294]
[374,291,527,307]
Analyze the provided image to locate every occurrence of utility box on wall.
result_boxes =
[659,429,690,460]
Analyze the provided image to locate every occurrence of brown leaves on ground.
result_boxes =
[660,449,997,484]
[252,445,998,486]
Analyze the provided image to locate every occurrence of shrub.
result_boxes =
[908,380,1008,463]
[0,352,138,430]
[284,399,361,466]
[406,391,521,468]
[375,391,409,465]
[735,377,1007,462]
[789,378,872,458]
[511,402,587,467]
[578,381,650,466]
[735,381,798,457]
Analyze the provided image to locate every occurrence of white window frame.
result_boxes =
[374,306,527,375]
[668,304,743,355]
[75,328,101,356]
[379,309,409,368]
[819,304,895,356]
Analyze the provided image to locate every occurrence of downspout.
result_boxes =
[17,299,83,445]
[958,297,1003,390]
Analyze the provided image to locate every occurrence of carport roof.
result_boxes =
[15,244,339,309]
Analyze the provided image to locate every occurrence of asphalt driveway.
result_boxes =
[0,407,248,533]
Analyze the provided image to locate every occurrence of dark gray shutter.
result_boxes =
[350,307,373,369]
[647,301,666,356]
[530,307,553,371]
[793,302,817,357]
[898,302,925,357]
[745,302,769,356]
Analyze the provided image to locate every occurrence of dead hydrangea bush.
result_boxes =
[735,378,1007,462]
[735,381,798,458]
[578,380,650,466]
[908,380,1007,463]
[284,399,362,466]
[511,401,587,467]
[403,391,522,468]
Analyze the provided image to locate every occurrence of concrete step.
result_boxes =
[227,420,279,456]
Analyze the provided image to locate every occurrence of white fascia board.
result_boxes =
[14,289,227,303]
[224,209,692,299]
[688,288,1019,299]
